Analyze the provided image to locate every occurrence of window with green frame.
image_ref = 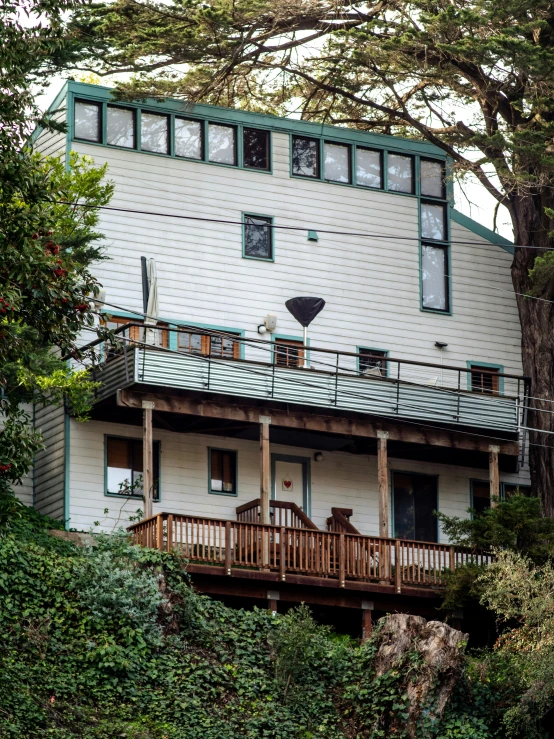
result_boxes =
[420,158,450,313]
[209,449,237,495]
[243,214,273,260]
[105,436,160,499]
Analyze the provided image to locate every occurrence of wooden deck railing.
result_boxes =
[128,513,492,592]
[236,498,319,530]
[326,507,360,534]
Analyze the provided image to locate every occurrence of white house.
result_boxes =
[28,81,530,624]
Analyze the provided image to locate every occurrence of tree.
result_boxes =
[68,0,554,511]
[0,1,113,517]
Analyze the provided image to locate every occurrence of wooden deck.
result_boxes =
[128,512,491,595]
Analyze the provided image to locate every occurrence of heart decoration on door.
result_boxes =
[282,477,293,492]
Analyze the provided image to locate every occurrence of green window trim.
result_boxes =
[208,447,238,497]
[272,333,310,366]
[242,212,275,262]
[466,361,505,395]
[104,435,161,501]
[419,190,452,316]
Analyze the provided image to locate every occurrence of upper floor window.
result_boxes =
[421,202,447,241]
[208,123,236,165]
[107,106,135,148]
[243,214,273,260]
[359,348,388,376]
[209,448,237,495]
[421,244,449,312]
[106,436,160,500]
[178,330,240,359]
[243,128,270,170]
[74,100,101,142]
[470,365,500,395]
[141,112,169,154]
[175,118,203,159]
[421,159,445,198]
[388,153,414,193]
[292,136,319,178]
[324,142,350,183]
[275,339,304,368]
[356,148,382,189]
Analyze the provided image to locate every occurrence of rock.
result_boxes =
[374,613,468,737]
[48,530,97,547]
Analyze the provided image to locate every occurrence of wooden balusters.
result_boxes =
[489,444,500,506]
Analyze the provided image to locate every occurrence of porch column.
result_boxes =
[260,415,271,525]
[361,600,374,642]
[489,444,500,507]
[142,400,155,519]
[377,431,389,537]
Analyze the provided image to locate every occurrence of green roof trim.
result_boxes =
[46,80,448,159]
[451,209,514,255]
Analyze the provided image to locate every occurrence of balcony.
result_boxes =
[89,324,527,437]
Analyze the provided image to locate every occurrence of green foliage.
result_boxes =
[0,506,525,739]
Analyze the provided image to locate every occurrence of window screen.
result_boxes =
[244,215,272,259]
[141,112,169,154]
[208,124,236,165]
[175,118,202,159]
[422,244,449,311]
[106,437,160,499]
[74,100,101,142]
[421,160,445,198]
[243,128,270,170]
[292,137,319,178]
[356,148,382,188]
[106,106,135,148]
[210,449,237,494]
[359,349,388,376]
[470,366,500,395]
[388,153,413,193]
[324,142,350,183]
[393,473,438,542]
[421,203,446,241]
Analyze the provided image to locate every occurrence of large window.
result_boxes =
[393,472,438,542]
[421,159,445,198]
[421,203,446,241]
[243,128,270,170]
[324,142,350,183]
[106,106,135,148]
[359,348,388,376]
[178,330,240,359]
[175,118,203,159]
[243,214,273,260]
[388,153,414,193]
[106,437,160,499]
[209,449,237,495]
[141,112,169,154]
[421,244,449,312]
[208,123,236,165]
[274,339,304,368]
[74,100,101,142]
[356,148,382,189]
[471,480,490,516]
[292,136,320,178]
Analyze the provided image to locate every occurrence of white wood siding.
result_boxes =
[1,407,33,507]
[72,134,522,378]
[34,404,65,521]
[68,419,530,538]
[34,109,67,159]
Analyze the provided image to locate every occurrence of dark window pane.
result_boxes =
[356,148,382,188]
[275,340,303,368]
[359,349,387,376]
[106,438,159,500]
[178,331,204,354]
[107,106,135,148]
[388,153,413,193]
[244,215,272,259]
[211,334,238,358]
[394,473,438,542]
[324,142,350,182]
[422,244,448,311]
[141,112,169,154]
[210,450,236,494]
[175,118,202,159]
[421,160,445,198]
[472,481,490,515]
[502,484,532,499]
[470,366,499,395]
[421,203,446,241]
[243,128,269,170]
[292,137,319,178]
[208,124,236,165]
[74,100,101,142]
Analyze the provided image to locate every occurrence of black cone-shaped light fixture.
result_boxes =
[285,297,325,367]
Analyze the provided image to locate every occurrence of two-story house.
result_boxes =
[29,81,529,633]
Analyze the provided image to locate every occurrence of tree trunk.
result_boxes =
[510,193,554,516]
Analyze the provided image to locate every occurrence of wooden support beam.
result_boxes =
[260,416,271,526]
[267,590,280,614]
[489,444,500,506]
[142,400,155,519]
[361,600,374,642]
[377,431,389,538]
[117,390,520,456]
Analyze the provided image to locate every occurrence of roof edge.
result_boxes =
[451,208,514,254]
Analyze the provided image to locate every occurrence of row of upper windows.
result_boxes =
[73,99,447,198]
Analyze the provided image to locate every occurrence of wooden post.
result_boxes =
[279,527,286,581]
[395,540,402,594]
[225,521,232,575]
[156,513,164,551]
[361,600,374,642]
[489,444,500,507]
[259,416,271,525]
[142,400,155,519]
[339,533,346,587]
[167,514,173,552]
[377,431,389,537]
[267,590,280,614]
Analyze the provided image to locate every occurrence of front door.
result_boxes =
[393,472,438,542]
[271,454,310,514]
